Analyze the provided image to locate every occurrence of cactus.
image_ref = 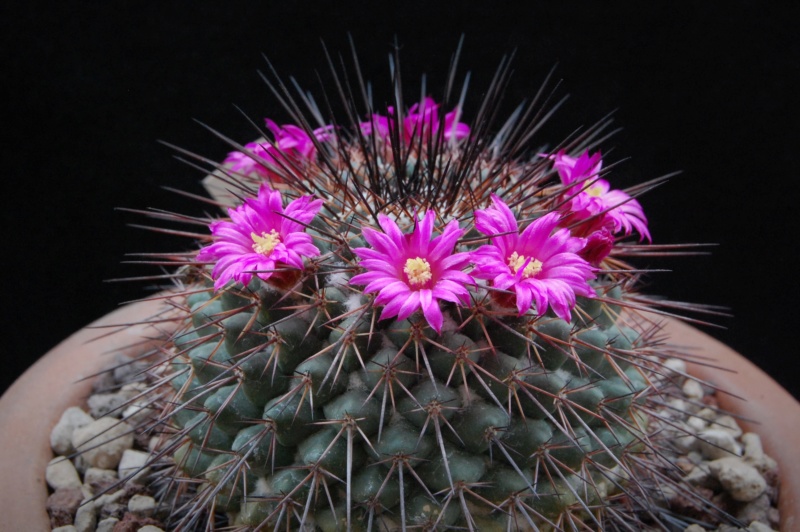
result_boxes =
[126,45,737,531]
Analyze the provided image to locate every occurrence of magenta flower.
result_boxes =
[223,119,333,182]
[349,212,473,333]
[197,185,322,290]
[359,97,469,144]
[472,195,596,321]
[550,150,651,242]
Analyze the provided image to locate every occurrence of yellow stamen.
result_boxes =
[508,251,543,278]
[251,229,281,255]
[404,257,433,287]
[585,183,604,197]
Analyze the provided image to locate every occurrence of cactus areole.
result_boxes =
[135,43,733,531]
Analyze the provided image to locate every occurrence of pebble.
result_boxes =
[83,467,119,495]
[672,421,700,453]
[47,486,84,528]
[695,407,719,422]
[118,449,150,484]
[46,456,83,490]
[683,462,718,489]
[697,428,742,459]
[122,401,153,426]
[682,379,705,399]
[45,348,783,532]
[741,432,779,475]
[747,521,777,532]
[95,517,119,532]
[663,357,687,375]
[708,457,767,502]
[712,414,743,438]
[98,501,126,521]
[93,488,126,511]
[742,432,764,462]
[73,499,97,532]
[50,407,95,455]
[736,493,772,525]
[87,392,130,419]
[71,417,134,470]
[128,494,157,516]
[686,414,708,433]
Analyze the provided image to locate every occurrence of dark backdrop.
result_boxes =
[3,2,798,399]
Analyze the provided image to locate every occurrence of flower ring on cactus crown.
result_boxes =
[544,149,651,243]
[223,119,334,181]
[349,211,474,334]
[196,185,322,291]
[472,194,596,321]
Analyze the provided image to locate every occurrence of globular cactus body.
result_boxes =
[136,46,726,531]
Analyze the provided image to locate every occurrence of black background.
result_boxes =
[2,2,798,399]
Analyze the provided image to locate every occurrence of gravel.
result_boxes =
[45,354,782,531]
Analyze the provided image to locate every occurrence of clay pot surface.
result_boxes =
[0,302,798,531]
[663,318,800,531]
[0,295,176,532]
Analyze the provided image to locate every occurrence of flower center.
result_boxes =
[404,257,433,287]
[508,251,543,278]
[251,229,281,255]
[585,183,604,197]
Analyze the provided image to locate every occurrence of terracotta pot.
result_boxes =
[662,318,800,531]
[0,301,797,531]
[0,296,176,532]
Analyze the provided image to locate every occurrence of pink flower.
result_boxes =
[472,195,596,321]
[550,150,651,243]
[359,97,469,144]
[349,212,473,333]
[197,185,322,290]
[223,120,333,181]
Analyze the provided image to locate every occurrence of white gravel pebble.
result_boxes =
[122,401,152,426]
[740,432,779,474]
[51,526,78,532]
[50,406,95,455]
[83,467,118,487]
[93,488,126,509]
[73,499,97,532]
[46,456,82,490]
[684,462,716,489]
[697,428,742,459]
[95,517,119,532]
[138,526,166,532]
[686,414,708,433]
[128,493,157,516]
[87,392,130,419]
[71,417,134,470]
[747,521,777,531]
[742,432,764,462]
[118,448,150,484]
[708,457,767,502]
[711,414,743,438]
[682,379,704,399]
[663,357,687,375]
